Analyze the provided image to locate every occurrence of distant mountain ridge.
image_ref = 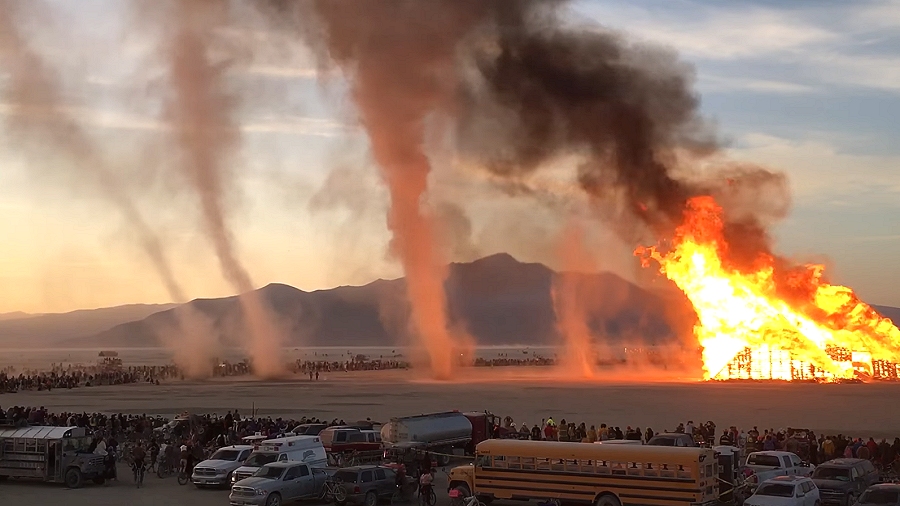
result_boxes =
[0,303,179,348]
[66,253,690,349]
[3,254,898,350]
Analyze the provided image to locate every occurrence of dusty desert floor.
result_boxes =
[4,368,900,438]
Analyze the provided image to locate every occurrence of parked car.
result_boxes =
[329,465,398,506]
[646,433,697,447]
[813,459,880,506]
[744,475,820,506]
[229,461,330,506]
[192,445,254,488]
[855,483,900,506]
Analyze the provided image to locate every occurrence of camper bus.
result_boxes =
[0,426,106,488]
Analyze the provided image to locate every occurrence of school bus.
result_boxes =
[447,439,718,506]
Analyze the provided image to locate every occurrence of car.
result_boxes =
[855,483,900,506]
[813,459,880,506]
[229,461,330,506]
[744,475,820,506]
[329,465,397,506]
[192,445,254,488]
[646,433,697,447]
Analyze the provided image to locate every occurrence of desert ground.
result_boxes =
[5,368,900,437]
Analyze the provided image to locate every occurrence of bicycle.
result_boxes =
[132,462,145,488]
[418,484,436,506]
[321,479,347,504]
[157,460,174,479]
[392,479,416,505]
[177,462,190,486]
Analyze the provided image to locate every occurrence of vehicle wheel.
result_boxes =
[365,491,378,506]
[334,486,348,504]
[594,494,621,506]
[450,485,471,506]
[177,473,188,486]
[92,477,105,485]
[436,452,451,467]
[65,468,84,489]
[266,493,282,506]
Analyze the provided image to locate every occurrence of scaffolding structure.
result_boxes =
[715,345,899,381]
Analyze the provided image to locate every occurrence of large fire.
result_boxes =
[637,196,900,381]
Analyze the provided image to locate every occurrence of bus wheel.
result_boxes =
[594,494,621,506]
[65,468,84,489]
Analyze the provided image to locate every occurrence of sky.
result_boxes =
[0,0,898,314]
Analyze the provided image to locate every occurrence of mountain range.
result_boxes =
[0,253,898,350]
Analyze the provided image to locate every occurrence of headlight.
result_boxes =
[256,489,267,496]
[231,475,238,483]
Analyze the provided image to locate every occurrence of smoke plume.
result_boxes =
[158,0,285,378]
[0,0,221,376]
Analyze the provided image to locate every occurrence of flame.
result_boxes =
[637,196,900,381]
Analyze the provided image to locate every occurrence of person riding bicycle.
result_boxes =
[131,441,147,482]
[179,444,190,476]
[419,468,434,497]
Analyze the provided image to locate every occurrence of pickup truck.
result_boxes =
[744,451,815,489]
[230,462,331,506]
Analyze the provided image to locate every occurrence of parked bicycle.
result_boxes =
[321,479,348,503]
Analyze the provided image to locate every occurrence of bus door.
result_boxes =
[47,441,59,479]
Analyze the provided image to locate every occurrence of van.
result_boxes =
[230,435,327,484]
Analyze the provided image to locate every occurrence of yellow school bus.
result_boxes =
[448,439,718,506]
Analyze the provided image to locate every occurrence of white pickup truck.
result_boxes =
[744,451,815,489]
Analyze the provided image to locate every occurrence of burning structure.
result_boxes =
[638,197,900,382]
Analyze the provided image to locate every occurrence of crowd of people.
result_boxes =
[4,401,900,488]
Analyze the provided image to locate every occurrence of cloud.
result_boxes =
[0,102,352,136]
[729,132,900,206]
[698,75,818,94]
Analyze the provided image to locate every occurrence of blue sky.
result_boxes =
[0,0,897,313]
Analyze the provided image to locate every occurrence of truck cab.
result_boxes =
[0,426,106,488]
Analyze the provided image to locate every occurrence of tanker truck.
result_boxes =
[381,411,496,470]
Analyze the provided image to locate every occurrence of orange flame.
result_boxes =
[637,196,900,381]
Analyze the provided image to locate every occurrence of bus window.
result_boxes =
[660,464,675,478]
[492,456,507,468]
[644,463,659,477]
[508,457,521,470]
[551,459,565,472]
[476,455,491,468]
[627,462,641,476]
[705,464,713,478]
[580,460,594,473]
[522,457,535,470]
[536,458,551,471]
[611,461,626,476]
[677,465,692,479]
[596,461,610,475]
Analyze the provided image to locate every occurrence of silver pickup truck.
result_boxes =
[745,451,815,489]
[230,461,331,506]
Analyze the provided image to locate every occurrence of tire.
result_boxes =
[366,491,378,506]
[65,468,84,489]
[450,485,471,506]
[436,452,451,467]
[595,494,621,506]
[266,493,282,506]
[334,485,348,504]
[177,473,188,486]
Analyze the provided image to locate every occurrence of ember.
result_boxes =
[637,196,900,381]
